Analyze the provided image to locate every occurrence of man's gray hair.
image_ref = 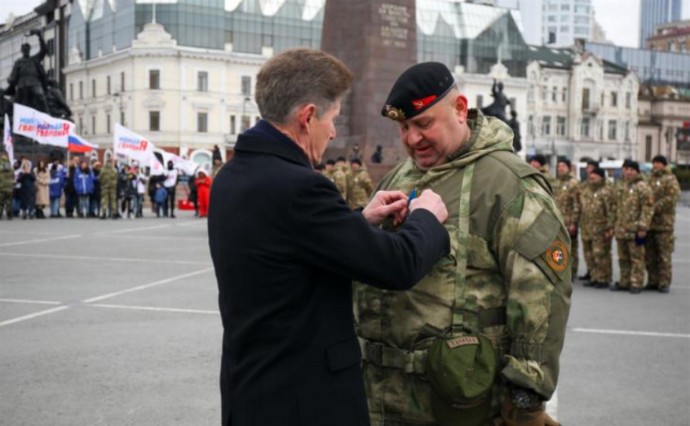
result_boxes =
[255,48,354,125]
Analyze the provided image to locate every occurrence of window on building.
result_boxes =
[582,88,590,109]
[574,26,590,35]
[645,135,653,160]
[241,115,251,132]
[626,92,632,109]
[552,86,557,102]
[149,70,160,90]
[69,83,73,101]
[120,72,125,92]
[197,71,208,92]
[528,115,534,136]
[476,95,483,109]
[91,116,96,134]
[557,116,566,136]
[106,114,111,134]
[198,112,208,133]
[548,4,558,11]
[562,87,567,102]
[625,121,630,140]
[79,81,83,100]
[241,76,252,97]
[150,111,160,131]
[560,26,570,33]
[548,15,557,22]
[611,92,618,107]
[561,4,570,10]
[78,117,83,134]
[608,120,617,140]
[561,15,569,22]
[542,85,548,100]
[581,117,590,138]
[107,76,111,95]
[542,116,551,135]
[92,79,96,98]
[548,27,557,44]
[230,115,236,135]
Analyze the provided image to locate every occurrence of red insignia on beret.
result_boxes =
[411,95,437,111]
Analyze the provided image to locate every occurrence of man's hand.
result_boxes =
[500,398,560,426]
[409,189,448,224]
[637,230,647,239]
[362,190,409,226]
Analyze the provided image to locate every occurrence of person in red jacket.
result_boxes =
[196,169,212,218]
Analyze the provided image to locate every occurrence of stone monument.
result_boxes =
[321,0,417,167]
[6,29,50,114]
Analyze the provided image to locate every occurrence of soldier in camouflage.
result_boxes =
[579,168,614,288]
[356,62,571,426]
[529,154,557,186]
[612,160,654,294]
[645,155,680,293]
[0,153,14,220]
[554,158,581,280]
[99,159,118,219]
[576,160,599,282]
[332,156,349,200]
[347,158,374,209]
[323,159,335,181]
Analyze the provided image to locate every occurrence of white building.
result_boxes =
[526,46,639,163]
[638,86,690,164]
[63,22,266,166]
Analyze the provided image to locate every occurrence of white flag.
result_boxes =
[13,103,73,148]
[3,114,13,166]
[113,123,154,164]
[159,150,198,176]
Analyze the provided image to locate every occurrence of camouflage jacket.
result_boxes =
[356,110,572,407]
[99,164,118,190]
[332,165,349,200]
[579,180,614,239]
[614,175,654,239]
[553,173,581,227]
[347,168,374,209]
[0,155,14,193]
[648,167,680,231]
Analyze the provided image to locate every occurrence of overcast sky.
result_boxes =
[3,0,690,49]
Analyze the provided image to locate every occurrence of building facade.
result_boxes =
[640,0,682,48]
[646,19,690,51]
[638,86,690,164]
[526,47,639,164]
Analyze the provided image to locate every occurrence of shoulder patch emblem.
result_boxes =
[544,240,568,273]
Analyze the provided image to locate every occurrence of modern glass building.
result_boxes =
[586,40,690,89]
[66,0,529,76]
[639,0,682,47]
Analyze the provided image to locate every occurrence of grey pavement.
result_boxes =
[1,207,690,425]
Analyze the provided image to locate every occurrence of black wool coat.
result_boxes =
[208,120,449,426]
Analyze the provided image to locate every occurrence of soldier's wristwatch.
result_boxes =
[510,387,543,410]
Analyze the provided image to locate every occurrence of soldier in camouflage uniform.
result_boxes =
[554,158,581,280]
[356,63,571,426]
[575,160,598,281]
[332,156,349,200]
[323,158,335,181]
[347,158,374,209]
[579,168,614,288]
[645,155,680,293]
[0,153,14,220]
[99,159,118,219]
[612,160,654,294]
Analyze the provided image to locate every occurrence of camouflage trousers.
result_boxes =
[570,233,579,278]
[362,363,505,426]
[0,190,12,219]
[616,238,646,288]
[645,231,675,288]
[581,236,612,283]
[100,188,117,217]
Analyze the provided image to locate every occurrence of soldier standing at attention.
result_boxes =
[577,160,599,282]
[346,158,373,209]
[0,153,13,220]
[99,159,118,219]
[356,62,571,426]
[612,160,654,294]
[332,156,349,200]
[554,158,581,281]
[645,155,680,293]
[579,168,614,288]
[529,154,556,184]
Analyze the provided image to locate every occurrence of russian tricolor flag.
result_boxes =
[68,134,98,153]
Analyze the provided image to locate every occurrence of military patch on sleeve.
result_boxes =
[543,240,569,273]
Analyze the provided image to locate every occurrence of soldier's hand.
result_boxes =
[409,189,448,224]
[362,190,408,226]
[500,398,559,426]
[637,230,647,239]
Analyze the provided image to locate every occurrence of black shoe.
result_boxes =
[610,282,629,292]
[170,214,176,218]
[630,287,642,294]
[100,215,107,220]
[595,282,610,289]
[583,281,595,287]
[645,283,659,291]
[658,286,670,294]
[578,272,591,280]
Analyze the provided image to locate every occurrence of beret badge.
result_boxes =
[384,105,406,121]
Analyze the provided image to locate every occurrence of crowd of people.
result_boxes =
[0,153,218,221]
[530,154,681,294]
[315,156,374,209]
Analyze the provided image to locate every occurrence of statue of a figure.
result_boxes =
[46,79,72,120]
[6,29,49,113]
[481,79,509,123]
[508,109,522,153]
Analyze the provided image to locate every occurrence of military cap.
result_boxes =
[382,62,455,122]
[591,168,606,179]
[623,159,640,172]
[530,154,547,167]
[336,156,347,163]
[351,158,362,166]
[557,157,571,168]
[652,155,668,166]
[325,159,335,166]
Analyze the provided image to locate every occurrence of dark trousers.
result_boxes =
[65,192,78,216]
[165,187,176,216]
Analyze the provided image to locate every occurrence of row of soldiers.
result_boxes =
[316,157,374,209]
[531,154,681,294]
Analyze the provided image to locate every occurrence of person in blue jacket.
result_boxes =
[48,161,65,217]
[74,160,94,218]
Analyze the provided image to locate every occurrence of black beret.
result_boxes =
[591,168,606,179]
[652,155,668,165]
[530,154,547,167]
[325,159,335,165]
[623,159,640,172]
[557,157,571,168]
[382,62,455,121]
[351,158,362,166]
[336,156,347,163]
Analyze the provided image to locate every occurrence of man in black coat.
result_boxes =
[208,49,451,426]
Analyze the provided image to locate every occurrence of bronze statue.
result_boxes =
[6,29,49,113]
[46,79,72,120]
[481,79,509,123]
[508,109,522,153]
